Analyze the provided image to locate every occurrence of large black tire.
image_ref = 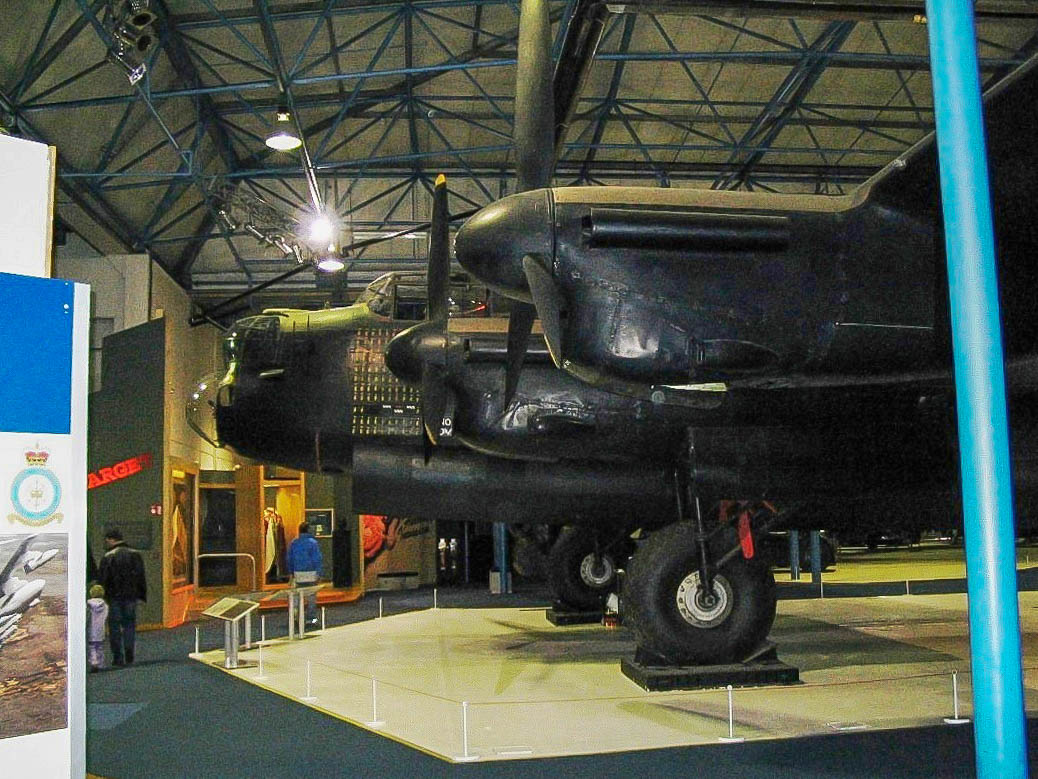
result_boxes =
[623,523,776,665]
[547,526,626,611]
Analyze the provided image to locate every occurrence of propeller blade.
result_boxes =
[421,364,451,445]
[522,255,565,367]
[504,301,536,409]
[427,174,450,321]
[515,0,555,192]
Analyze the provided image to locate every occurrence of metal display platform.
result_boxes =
[620,642,800,692]
[545,603,604,626]
[192,595,1026,763]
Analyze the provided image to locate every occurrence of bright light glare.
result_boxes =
[317,256,345,272]
[309,214,335,244]
[265,130,302,151]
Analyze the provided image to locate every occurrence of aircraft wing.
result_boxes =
[0,613,22,647]
[0,536,39,588]
[715,354,1038,393]
[22,549,58,574]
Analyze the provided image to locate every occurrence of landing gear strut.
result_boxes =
[621,433,779,665]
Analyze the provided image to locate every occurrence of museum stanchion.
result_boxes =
[718,685,744,743]
[365,679,385,729]
[255,643,268,681]
[453,701,480,762]
[301,660,317,702]
[944,671,971,725]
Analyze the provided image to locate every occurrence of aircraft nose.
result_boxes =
[385,321,448,385]
[454,189,554,301]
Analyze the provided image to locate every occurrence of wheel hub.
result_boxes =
[676,571,732,627]
[579,553,616,588]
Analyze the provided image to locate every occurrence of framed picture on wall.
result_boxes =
[305,508,334,537]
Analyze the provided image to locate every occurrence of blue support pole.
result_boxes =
[924,1,1027,775]
[809,530,822,584]
[788,529,800,581]
[492,522,511,594]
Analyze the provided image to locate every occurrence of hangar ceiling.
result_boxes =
[2,0,1037,319]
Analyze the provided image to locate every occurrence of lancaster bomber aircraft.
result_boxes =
[192,0,1038,666]
[420,0,1038,663]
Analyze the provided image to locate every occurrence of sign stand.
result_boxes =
[202,598,260,669]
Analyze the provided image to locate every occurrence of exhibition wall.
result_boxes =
[87,319,166,627]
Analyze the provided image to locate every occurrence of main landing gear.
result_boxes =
[623,522,776,665]
[621,438,782,666]
[547,525,634,612]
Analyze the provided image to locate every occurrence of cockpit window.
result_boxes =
[233,315,284,371]
[222,329,240,367]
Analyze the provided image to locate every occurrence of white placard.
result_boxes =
[0,135,55,278]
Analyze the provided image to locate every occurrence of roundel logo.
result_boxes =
[8,448,63,528]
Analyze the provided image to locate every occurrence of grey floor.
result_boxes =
[87,584,1037,778]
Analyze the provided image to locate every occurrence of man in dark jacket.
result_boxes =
[288,522,323,624]
[98,528,147,666]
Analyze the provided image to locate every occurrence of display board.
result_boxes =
[305,508,334,537]
[0,273,89,778]
[0,136,55,278]
[202,597,259,621]
[361,514,436,590]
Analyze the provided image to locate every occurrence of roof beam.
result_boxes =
[606,0,1038,20]
[13,0,105,100]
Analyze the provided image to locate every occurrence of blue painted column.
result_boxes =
[492,521,511,593]
[924,1,1027,774]
[788,529,801,580]
[809,530,822,584]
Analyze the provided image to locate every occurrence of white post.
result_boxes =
[193,626,200,656]
[244,612,252,649]
[944,670,971,724]
[288,593,295,640]
[434,588,438,609]
[321,606,326,633]
[366,678,386,728]
[718,684,745,743]
[261,614,266,643]
[453,700,479,761]
[906,579,911,596]
[301,660,317,702]
[379,597,384,619]
[819,577,824,599]
[256,643,268,681]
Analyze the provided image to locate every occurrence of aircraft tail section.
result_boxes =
[864,53,1038,218]
[862,53,1038,359]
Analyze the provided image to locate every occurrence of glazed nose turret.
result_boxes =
[453,189,554,302]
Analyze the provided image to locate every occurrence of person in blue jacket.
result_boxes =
[287,522,323,624]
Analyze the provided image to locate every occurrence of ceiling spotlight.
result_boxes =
[316,255,345,273]
[307,213,336,244]
[265,107,302,151]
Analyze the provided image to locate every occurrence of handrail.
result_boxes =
[197,552,257,592]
